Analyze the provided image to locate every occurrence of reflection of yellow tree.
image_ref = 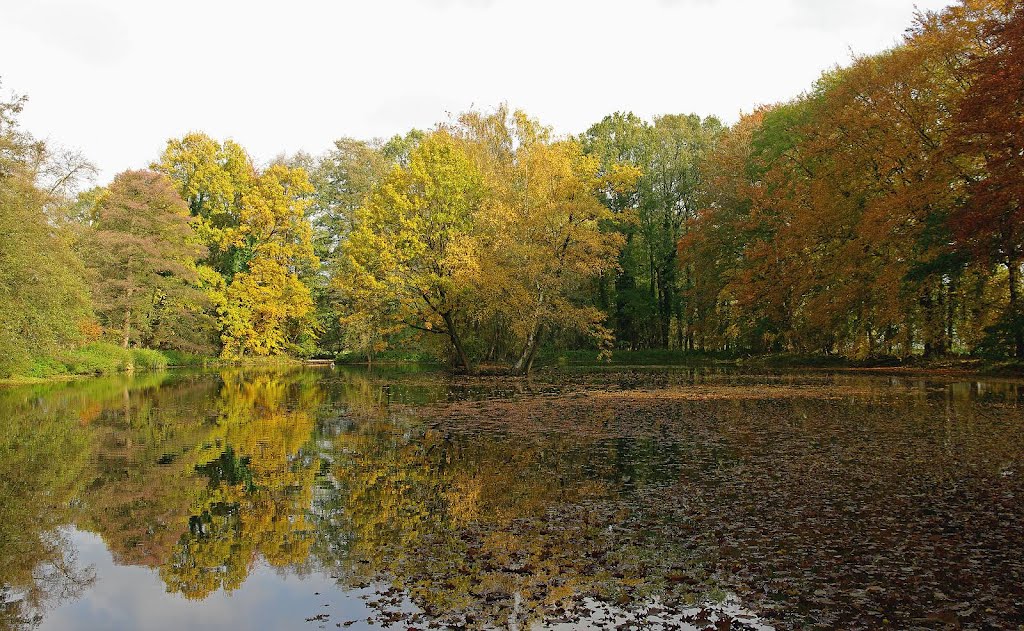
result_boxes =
[160,370,322,599]
[313,408,625,628]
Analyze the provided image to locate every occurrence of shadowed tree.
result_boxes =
[950,4,1024,356]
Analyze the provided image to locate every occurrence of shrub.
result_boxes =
[26,355,68,378]
[131,348,169,370]
[162,349,209,367]
[65,342,133,375]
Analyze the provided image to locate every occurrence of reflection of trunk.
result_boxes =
[513,325,542,376]
[122,286,134,349]
[122,387,132,427]
[441,311,472,373]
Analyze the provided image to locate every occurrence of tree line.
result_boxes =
[1,0,1020,377]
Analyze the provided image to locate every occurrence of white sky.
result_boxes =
[1,0,955,181]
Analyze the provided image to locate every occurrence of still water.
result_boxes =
[1,366,1023,630]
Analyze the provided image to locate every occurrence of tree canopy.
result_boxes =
[2,0,1022,376]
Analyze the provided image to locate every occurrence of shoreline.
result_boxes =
[7,353,1023,387]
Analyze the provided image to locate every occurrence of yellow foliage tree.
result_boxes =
[462,108,630,373]
[156,136,319,357]
[334,131,484,371]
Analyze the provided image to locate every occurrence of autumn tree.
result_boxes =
[950,3,1024,356]
[156,135,319,357]
[154,133,252,278]
[678,0,1009,359]
[217,164,319,357]
[335,131,484,372]
[0,87,92,377]
[78,170,212,350]
[678,110,766,352]
[460,108,629,374]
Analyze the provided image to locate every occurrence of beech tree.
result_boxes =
[951,4,1024,356]
[675,0,1012,359]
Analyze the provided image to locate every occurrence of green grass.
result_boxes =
[131,348,169,370]
[335,350,441,365]
[64,342,134,375]
[26,355,69,378]
[162,349,211,367]
[51,343,175,377]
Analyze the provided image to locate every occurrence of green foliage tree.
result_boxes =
[580,111,723,350]
[78,170,213,350]
[0,87,92,377]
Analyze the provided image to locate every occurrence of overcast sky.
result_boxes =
[1,0,955,181]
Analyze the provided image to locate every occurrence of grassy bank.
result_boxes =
[335,350,442,366]
[0,343,220,386]
[0,345,317,386]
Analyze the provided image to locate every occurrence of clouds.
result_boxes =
[0,0,954,181]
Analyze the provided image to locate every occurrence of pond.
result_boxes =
[1,366,1023,630]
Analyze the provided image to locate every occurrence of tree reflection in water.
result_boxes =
[2,367,1024,629]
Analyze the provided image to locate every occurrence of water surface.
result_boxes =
[2,366,1022,629]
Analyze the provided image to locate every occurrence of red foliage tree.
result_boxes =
[951,5,1024,356]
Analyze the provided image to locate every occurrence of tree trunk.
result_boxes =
[513,325,542,376]
[122,286,133,349]
[441,311,473,373]
[485,320,500,361]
